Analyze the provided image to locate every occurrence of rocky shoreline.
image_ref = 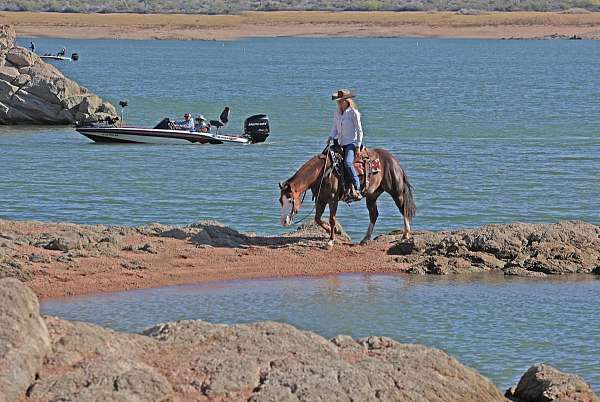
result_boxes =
[0,218,598,298]
[0,24,116,124]
[387,220,600,277]
[1,278,598,401]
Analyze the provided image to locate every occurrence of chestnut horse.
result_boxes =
[279,148,416,246]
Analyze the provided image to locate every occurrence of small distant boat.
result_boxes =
[40,53,79,62]
[75,106,270,145]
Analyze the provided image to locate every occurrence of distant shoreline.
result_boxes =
[1,11,599,40]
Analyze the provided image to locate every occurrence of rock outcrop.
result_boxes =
[506,364,600,402]
[387,220,600,277]
[0,25,116,125]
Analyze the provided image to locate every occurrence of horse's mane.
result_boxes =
[285,154,325,186]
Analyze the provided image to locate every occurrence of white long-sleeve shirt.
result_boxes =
[174,118,194,131]
[329,107,363,148]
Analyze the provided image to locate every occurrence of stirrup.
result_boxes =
[344,189,362,203]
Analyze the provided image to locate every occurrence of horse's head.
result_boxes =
[279,180,302,227]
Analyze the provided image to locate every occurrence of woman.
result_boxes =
[328,89,364,201]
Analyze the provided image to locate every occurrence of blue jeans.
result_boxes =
[343,144,361,191]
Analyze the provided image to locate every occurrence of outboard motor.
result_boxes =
[244,114,270,143]
[71,53,79,61]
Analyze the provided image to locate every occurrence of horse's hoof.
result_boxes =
[326,240,334,249]
[401,233,412,241]
[359,238,370,245]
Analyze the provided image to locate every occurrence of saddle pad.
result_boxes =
[354,158,381,176]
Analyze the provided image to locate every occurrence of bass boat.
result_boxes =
[75,106,270,145]
[40,53,79,62]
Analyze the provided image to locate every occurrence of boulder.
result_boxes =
[99,101,117,115]
[0,79,18,102]
[28,317,174,402]
[0,24,116,125]
[0,65,19,81]
[33,225,121,256]
[142,320,506,401]
[16,307,509,401]
[77,93,102,114]
[506,364,600,402]
[5,46,40,68]
[0,278,50,402]
[160,220,254,247]
[293,220,352,242]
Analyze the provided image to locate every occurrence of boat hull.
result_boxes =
[76,127,251,145]
[41,55,72,61]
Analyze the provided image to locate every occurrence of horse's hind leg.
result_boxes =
[361,193,381,244]
[392,194,412,239]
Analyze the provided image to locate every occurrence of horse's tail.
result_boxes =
[400,169,417,220]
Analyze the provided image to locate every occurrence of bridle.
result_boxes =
[284,151,330,225]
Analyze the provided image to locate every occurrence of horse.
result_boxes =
[279,147,416,246]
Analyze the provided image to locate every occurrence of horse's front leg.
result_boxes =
[314,200,331,234]
[326,200,339,248]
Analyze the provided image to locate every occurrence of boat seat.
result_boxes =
[154,118,172,129]
[209,107,230,129]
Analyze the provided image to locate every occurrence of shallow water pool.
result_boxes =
[41,273,600,391]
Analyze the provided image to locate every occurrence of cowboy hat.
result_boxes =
[331,89,355,101]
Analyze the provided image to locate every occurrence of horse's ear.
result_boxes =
[278,181,285,190]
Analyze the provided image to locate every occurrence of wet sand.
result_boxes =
[2,11,600,40]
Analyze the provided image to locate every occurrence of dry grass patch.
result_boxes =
[2,10,600,29]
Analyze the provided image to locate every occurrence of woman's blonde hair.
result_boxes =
[346,98,358,110]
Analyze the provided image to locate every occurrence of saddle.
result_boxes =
[325,146,381,199]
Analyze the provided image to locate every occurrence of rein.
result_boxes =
[292,148,331,225]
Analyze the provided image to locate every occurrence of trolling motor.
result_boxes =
[118,100,128,126]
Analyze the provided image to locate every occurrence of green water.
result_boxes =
[1,37,599,240]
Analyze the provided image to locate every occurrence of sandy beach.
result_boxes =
[2,10,600,40]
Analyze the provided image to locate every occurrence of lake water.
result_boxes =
[1,37,599,240]
[4,37,600,393]
[41,273,600,392]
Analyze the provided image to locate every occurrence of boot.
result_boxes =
[350,188,362,201]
